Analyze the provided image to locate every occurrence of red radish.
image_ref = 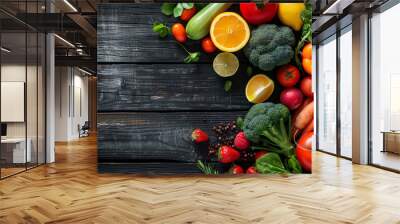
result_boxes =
[280,88,304,110]
[300,76,313,97]
[218,146,240,163]
[230,165,244,174]
[246,166,257,174]
[234,132,250,150]
[255,151,267,160]
[191,128,209,143]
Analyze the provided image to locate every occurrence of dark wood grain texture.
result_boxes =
[97,3,252,174]
[98,112,245,162]
[97,3,248,63]
[97,64,251,112]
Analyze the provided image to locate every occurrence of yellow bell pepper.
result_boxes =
[278,3,305,31]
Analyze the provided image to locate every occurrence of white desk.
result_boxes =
[1,138,31,163]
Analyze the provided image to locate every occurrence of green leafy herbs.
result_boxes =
[161,3,194,18]
[161,3,176,16]
[287,155,303,174]
[152,22,170,38]
[255,153,289,174]
[197,160,219,175]
[295,0,312,69]
[224,80,232,92]
[184,51,200,64]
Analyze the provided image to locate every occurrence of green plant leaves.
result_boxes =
[152,23,170,38]
[184,52,200,63]
[224,80,232,92]
[161,3,176,16]
[256,152,289,174]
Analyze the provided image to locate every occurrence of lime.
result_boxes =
[213,52,239,77]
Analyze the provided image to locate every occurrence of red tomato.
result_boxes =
[277,64,301,88]
[300,76,313,97]
[296,131,313,172]
[180,7,197,22]
[240,3,278,25]
[171,23,187,43]
[201,37,217,54]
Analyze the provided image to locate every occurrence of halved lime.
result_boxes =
[213,52,239,77]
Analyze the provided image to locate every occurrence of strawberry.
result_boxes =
[246,166,257,174]
[230,165,244,174]
[234,132,250,150]
[255,151,268,160]
[191,128,209,143]
[218,146,240,163]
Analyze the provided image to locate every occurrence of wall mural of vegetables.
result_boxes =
[153,1,313,175]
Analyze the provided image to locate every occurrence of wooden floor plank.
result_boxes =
[0,135,399,223]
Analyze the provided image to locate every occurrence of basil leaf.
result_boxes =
[224,80,232,92]
[161,3,176,16]
[173,4,184,17]
[256,153,289,174]
[152,23,170,38]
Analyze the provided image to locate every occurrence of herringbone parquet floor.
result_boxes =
[0,135,399,224]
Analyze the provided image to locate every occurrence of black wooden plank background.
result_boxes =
[97,3,252,174]
[97,64,251,112]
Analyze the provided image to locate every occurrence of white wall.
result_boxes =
[55,67,89,141]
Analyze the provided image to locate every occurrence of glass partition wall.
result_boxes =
[316,25,353,159]
[370,3,400,171]
[0,2,46,179]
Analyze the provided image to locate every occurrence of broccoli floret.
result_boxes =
[244,24,296,71]
[243,103,293,157]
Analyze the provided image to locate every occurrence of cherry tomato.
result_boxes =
[171,23,187,43]
[240,3,278,25]
[296,131,313,172]
[201,37,217,54]
[300,76,313,97]
[302,43,312,75]
[180,7,197,22]
[277,64,301,88]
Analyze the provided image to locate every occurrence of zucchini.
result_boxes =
[186,3,232,40]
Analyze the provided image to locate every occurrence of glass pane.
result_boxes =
[371,5,400,171]
[317,36,337,154]
[1,29,27,177]
[38,33,45,165]
[27,30,38,169]
[339,28,352,158]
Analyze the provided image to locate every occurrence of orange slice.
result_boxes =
[245,74,275,103]
[210,12,250,52]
